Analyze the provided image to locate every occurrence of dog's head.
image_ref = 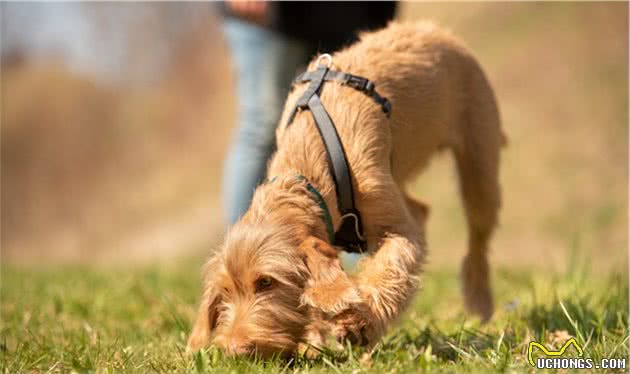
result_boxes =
[187,221,356,358]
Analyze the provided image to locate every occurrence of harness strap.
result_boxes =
[284,60,392,252]
[307,93,365,251]
[301,177,335,244]
[286,64,389,253]
[293,70,392,117]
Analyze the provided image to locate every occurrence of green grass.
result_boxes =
[2,256,627,373]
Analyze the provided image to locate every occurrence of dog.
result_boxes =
[188,21,504,358]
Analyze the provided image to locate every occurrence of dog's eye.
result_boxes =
[255,276,274,293]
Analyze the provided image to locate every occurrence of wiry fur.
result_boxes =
[188,21,504,357]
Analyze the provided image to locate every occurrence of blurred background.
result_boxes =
[1,2,627,274]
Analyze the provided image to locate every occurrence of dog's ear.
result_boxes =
[187,257,223,352]
[299,236,342,283]
[299,237,361,314]
[187,284,221,352]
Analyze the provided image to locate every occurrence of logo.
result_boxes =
[528,337,626,370]
[528,337,583,367]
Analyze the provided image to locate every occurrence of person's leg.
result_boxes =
[222,18,312,225]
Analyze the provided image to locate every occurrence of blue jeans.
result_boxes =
[222,19,312,225]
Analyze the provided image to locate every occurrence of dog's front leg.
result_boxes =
[333,226,425,347]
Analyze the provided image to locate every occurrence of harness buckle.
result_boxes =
[334,208,366,253]
[364,81,375,94]
[345,75,367,91]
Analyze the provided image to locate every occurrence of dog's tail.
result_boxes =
[452,58,504,322]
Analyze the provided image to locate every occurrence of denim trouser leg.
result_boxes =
[222,19,312,225]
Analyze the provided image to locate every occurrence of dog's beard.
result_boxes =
[212,277,311,357]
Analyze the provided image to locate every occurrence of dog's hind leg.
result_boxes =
[452,68,503,322]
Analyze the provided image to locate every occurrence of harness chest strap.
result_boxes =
[285,63,391,253]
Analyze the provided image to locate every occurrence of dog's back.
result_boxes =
[331,21,503,182]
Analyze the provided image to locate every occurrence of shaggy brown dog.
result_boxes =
[188,21,504,357]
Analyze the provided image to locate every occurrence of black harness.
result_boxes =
[285,55,392,253]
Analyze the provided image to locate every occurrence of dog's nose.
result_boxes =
[225,341,254,357]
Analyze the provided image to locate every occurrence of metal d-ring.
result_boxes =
[316,53,333,68]
[339,212,366,241]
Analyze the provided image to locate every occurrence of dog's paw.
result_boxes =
[462,254,494,322]
[302,280,362,315]
[331,305,372,347]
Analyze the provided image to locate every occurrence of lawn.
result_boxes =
[2,253,627,373]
